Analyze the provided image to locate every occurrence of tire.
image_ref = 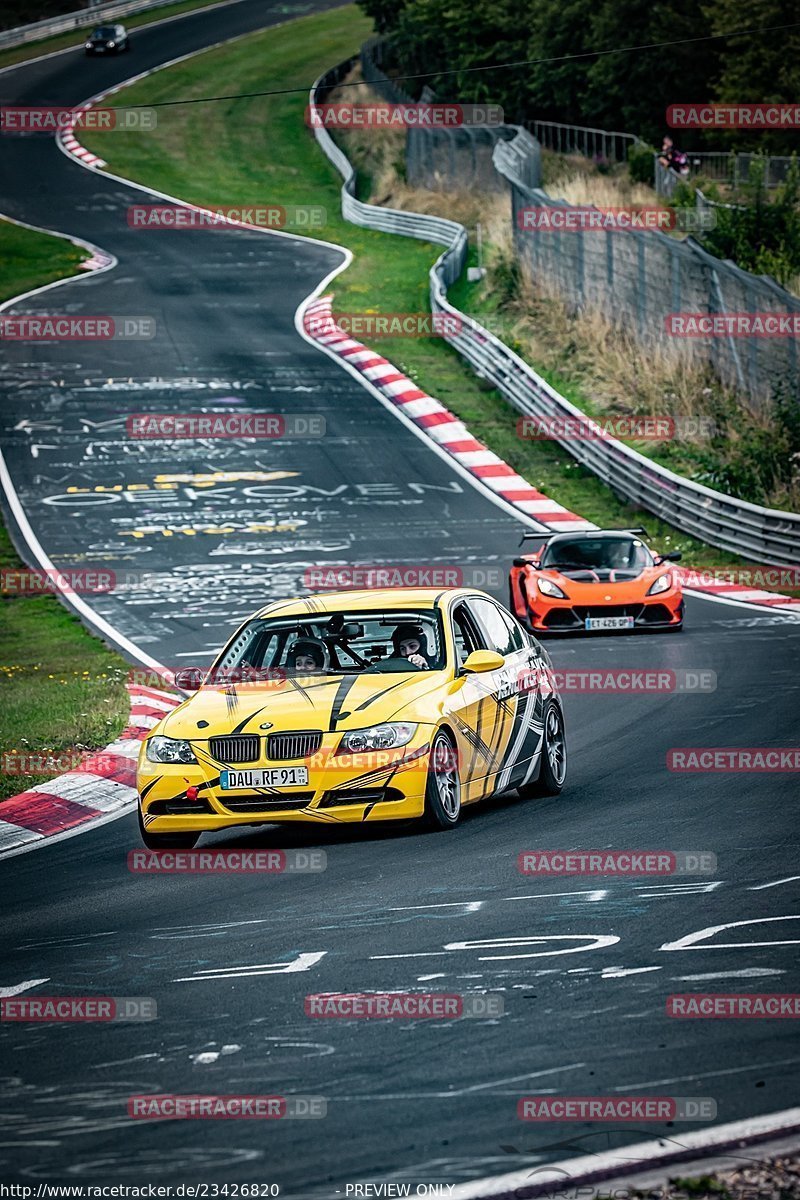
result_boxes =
[138,806,200,849]
[423,729,461,830]
[518,701,567,798]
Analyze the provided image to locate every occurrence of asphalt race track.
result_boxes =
[1,2,799,1192]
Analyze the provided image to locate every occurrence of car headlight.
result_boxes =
[146,736,197,764]
[337,722,418,753]
[538,576,568,599]
[85,41,92,47]
[647,572,672,596]
[108,39,116,46]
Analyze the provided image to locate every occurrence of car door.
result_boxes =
[443,600,499,804]
[467,598,549,795]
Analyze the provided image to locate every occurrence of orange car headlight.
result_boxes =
[538,577,569,600]
[647,572,672,596]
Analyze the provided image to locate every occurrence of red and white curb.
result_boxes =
[0,685,178,859]
[305,298,592,531]
[61,105,107,169]
[304,296,800,615]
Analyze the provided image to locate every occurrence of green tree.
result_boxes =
[356,0,408,36]
[701,156,800,284]
[582,0,719,145]
[524,0,596,126]
[391,0,532,116]
[705,0,800,153]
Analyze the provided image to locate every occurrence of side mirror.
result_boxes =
[512,558,540,569]
[174,666,204,692]
[655,551,682,564]
[459,649,505,676]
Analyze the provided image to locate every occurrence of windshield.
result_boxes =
[92,27,116,36]
[542,536,652,573]
[210,608,446,679]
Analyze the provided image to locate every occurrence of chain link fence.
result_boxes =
[502,153,799,404]
[360,38,541,194]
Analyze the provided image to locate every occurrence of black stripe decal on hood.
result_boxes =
[328,676,361,730]
[353,678,409,713]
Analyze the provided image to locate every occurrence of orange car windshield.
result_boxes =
[542,537,652,573]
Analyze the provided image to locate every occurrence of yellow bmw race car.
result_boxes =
[137,587,566,845]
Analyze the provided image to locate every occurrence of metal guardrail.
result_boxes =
[0,0,183,50]
[527,119,641,164]
[310,62,800,567]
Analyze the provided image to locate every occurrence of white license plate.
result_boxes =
[585,616,635,631]
[220,767,309,790]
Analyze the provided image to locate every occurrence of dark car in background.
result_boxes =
[84,24,130,54]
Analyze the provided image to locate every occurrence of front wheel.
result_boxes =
[423,730,461,830]
[518,701,567,798]
[138,807,200,849]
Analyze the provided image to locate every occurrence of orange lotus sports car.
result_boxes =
[509,528,684,634]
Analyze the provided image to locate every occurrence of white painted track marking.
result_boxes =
[660,915,800,951]
[0,979,49,997]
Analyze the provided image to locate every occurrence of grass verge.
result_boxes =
[0,217,85,297]
[79,5,798,594]
[0,218,131,803]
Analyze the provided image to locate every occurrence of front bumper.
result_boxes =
[138,729,434,832]
[527,594,684,633]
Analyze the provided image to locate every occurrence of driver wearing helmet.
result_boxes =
[391,622,431,670]
[286,636,329,674]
